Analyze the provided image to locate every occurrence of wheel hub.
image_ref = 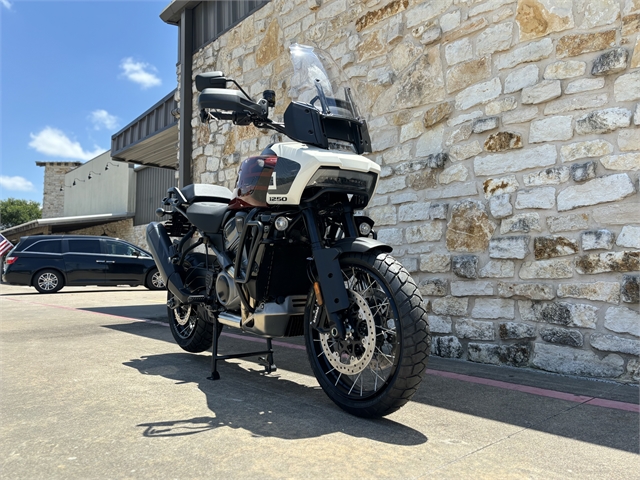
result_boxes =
[319,290,376,375]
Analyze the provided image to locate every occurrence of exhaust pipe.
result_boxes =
[217,312,242,328]
[146,222,191,304]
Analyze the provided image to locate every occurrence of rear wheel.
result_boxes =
[304,252,430,418]
[167,291,222,353]
[33,269,64,294]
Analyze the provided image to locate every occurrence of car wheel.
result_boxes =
[33,269,64,294]
[146,268,165,290]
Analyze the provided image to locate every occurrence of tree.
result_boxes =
[0,198,42,229]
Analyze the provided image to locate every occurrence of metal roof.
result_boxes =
[110,90,179,170]
[0,213,134,243]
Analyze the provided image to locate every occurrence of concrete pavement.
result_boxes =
[1,283,638,479]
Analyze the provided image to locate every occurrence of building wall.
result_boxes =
[63,152,136,217]
[183,0,639,382]
[67,218,150,251]
[37,162,82,218]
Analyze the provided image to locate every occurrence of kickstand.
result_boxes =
[208,324,277,380]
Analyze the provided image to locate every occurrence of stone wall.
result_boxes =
[36,162,82,218]
[67,219,150,251]
[184,0,639,382]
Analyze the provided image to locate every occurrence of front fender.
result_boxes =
[332,236,393,255]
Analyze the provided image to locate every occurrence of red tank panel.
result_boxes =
[228,155,278,210]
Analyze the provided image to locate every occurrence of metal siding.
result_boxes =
[134,167,177,226]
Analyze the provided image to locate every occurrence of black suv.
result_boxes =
[2,235,165,293]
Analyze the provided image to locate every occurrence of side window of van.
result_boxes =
[27,240,62,254]
[104,240,137,256]
[68,239,101,254]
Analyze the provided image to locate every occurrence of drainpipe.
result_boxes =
[178,8,193,188]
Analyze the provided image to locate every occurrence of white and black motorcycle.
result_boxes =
[147,44,430,418]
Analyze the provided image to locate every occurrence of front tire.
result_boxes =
[304,252,430,418]
[33,269,64,294]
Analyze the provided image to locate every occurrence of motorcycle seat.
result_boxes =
[185,202,228,233]
[181,184,233,205]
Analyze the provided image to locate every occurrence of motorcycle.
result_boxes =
[146,44,430,418]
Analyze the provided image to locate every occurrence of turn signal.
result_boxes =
[313,281,323,306]
[5,257,17,265]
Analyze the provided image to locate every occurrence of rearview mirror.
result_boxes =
[195,72,227,92]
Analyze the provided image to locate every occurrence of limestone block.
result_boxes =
[423,101,454,128]
[515,187,556,210]
[448,110,483,127]
[581,230,615,251]
[632,38,640,69]
[501,213,541,234]
[618,129,640,152]
[439,164,469,185]
[533,343,624,377]
[521,80,562,105]
[423,181,478,200]
[429,203,449,220]
[503,106,539,125]
[431,295,468,316]
[420,253,451,273]
[530,301,598,328]
[472,298,515,319]
[457,318,495,340]
[617,225,640,248]
[480,260,515,278]
[557,282,620,304]
[367,205,397,226]
[404,0,453,29]
[534,235,578,259]
[516,0,574,40]
[451,281,494,296]
[519,258,573,279]
[483,175,520,199]
[560,139,614,163]
[591,334,640,355]
[592,203,640,225]
[468,343,531,367]
[419,278,448,297]
[455,77,502,111]
[575,108,632,135]
[540,326,583,347]
[377,228,403,246]
[485,97,518,116]
[476,21,514,56]
[445,38,472,65]
[529,116,573,143]
[499,322,537,340]
[390,192,418,204]
[580,0,621,28]
[431,335,463,358]
[440,10,461,33]
[489,193,513,219]
[474,144,556,176]
[570,161,597,182]
[621,275,639,303]
[543,93,608,115]
[400,121,424,143]
[565,78,606,94]
[557,174,635,211]
[544,61,586,79]
[484,132,523,152]
[452,255,478,279]
[472,117,499,134]
[405,222,443,243]
[523,166,570,186]
[376,176,406,195]
[575,251,640,274]
[445,123,472,147]
[556,30,617,58]
[445,200,496,252]
[415,124,445,156]
[605,305,640,337]
[446,56,493,94]
[504,64,539,93]
[470,0,514,18]
[600,153,640,171]
[498,282,555,300]
[428,315,452,334]
[497,38,553,70]
[489,236,530,259]
[591,48,629,76]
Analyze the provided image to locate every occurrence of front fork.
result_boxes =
[301,206,359,339]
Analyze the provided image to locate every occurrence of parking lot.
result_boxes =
[1,283,638,479]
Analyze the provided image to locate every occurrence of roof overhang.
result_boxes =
[160,1,200,25]
[0,213,134,243]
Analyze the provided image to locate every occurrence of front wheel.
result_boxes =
[304,252,430,418]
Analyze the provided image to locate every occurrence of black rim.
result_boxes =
[308,262,400,400]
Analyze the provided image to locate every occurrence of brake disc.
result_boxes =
[319,290,376,375]
[174,305,192,326]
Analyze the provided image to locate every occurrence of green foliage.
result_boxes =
[0,198,42,229]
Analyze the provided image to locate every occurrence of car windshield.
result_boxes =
[288,43,361,121]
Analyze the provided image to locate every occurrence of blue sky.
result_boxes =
[0,0,177,204]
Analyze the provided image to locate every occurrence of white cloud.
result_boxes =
[29,127,105,161]
[0,176,34,192]
[90,109,120,131]
[0,0,12,10]
[120,57,161,89]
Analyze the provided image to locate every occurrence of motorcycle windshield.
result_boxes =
[289,43,361,122]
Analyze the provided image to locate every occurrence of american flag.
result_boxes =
[0,233,13,257]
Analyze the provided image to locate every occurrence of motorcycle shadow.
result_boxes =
[124,352,428,446]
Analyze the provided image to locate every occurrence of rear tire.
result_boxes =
[167,291,222,353]
[304,252,430,418]
[33,269,64,294]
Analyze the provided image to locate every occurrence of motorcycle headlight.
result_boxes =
[306,169,377,200]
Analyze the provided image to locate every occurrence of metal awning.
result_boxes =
[0,213,134,243]
[111,90,179,170]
